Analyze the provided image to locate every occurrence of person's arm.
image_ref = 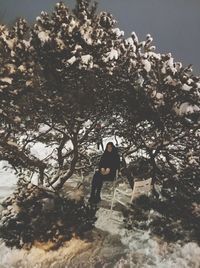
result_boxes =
[98,155,104,169]
[98,158,105,174]
[110,154,120,173]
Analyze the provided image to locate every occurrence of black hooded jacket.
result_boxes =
[98,146,120,175]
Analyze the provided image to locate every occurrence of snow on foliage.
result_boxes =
[131,31,139,43]
[0,78,13,84]
[5,64,16,74]
[167,56,177,74]
[7,140,19,148]
[18,65,26,72]
[148,52,161,60]
[182,83,192,91]
[0,0,199,191]
[81,55,93,68]
[67,56,76,65]
[38,31,50,43]
[103,48,119,62]
[174,102,200,116]
[125,37,136,50]
[112,28,124,37]
[142,59,151,72]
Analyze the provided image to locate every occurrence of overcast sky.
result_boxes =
[0,0,199,74]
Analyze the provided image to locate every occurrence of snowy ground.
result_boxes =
[0,147,200,267]
[0,161,18,203]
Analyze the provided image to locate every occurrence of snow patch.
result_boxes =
[112,28,124,37]
[167,57,177,74]
[148,52,161,60]
[174,102,200,116]
[95,208,124,235]
[38,31,50,43]
[67,56,76,65]
[104,48,119,62]
[125,38,136,52]
[164,75,173,84]
[55,38,65,50]
[81,55,93,66]
[5,64,16,74]
[182,83,192,91]
[0,77,13,84]
[26,81,33,86]
[142,59,151,72]
[131,32,139,43]
[18,65,26,72]
[156,92,164,100]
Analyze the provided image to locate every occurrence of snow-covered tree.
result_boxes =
[0,1,124,190]
[111,33,200,194]
[0,0,199,193]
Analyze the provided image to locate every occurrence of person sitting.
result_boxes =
[89,142,120,203]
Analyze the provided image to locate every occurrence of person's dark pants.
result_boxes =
[90,170,115,201]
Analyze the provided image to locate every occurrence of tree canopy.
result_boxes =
[0,0,199,191]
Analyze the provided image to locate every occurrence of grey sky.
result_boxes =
[0,0,199,74]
